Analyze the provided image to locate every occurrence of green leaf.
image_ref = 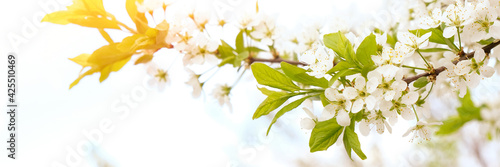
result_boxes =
[410,28,458,52]
[281,62,329,88]
[309,118,344,152]
[327,61,357,74]
[436,117,466,135]
[356,34,377,67]
[267,96,310,135]
[323,32,355,63]
[236,30,244,53]
[253,88,293,119]
[219,56,235,67]
[251,63,301,92]
[253,96,292,119]
[218,40,236,67]
[343,126,367,160]
[329,68,360,87]
[457,89,481,120]
[478,37,496,45]
[320,93,330,107]
[386,32,397,48]
[219,40,236,58]
[247,46,265,53]
[257,87,287,96]
[419,48,451,52]
[437,89,482,135]
[360,65,376,78]
[233,51,249,67]
[413,77,429,88]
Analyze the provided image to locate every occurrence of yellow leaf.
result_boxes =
[98,29,114,44]
[117,34,152,51]
[126,0,149,33]
[155,21,169,45]
[69,53,91,67]
[41,11,73,24]
[68,17,120,29]
[99,56,131,82]
[69,68,99,89]
[87,43,134,66]
[134,54,153,65]
[42,0,120,29]
[256,1,259,13]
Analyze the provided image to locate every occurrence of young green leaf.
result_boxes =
[233,51,249,67]
[253,95,292,119]
[253,87,293,119]
[410,28,458,52]
[356,34,377,67]
[329,68,360,87]
[478,37,496,45]
[251,63,301,92]
[456,89,481,120]
[236,30,245,53]
[320,93,330,107]
[343,126,367,160]
[323,31,355,63]
[327,61,357,74]
[436,117,466,135]
[309,118,344,152]
[281,62,329,88]
[413,77,429,88]
[267,96,310,135]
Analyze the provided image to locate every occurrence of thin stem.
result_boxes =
[416,50,431,69]
[422,82,434,100]
[201,67,221,83]
[167,55,180,71]
[456,26,462,49]
[402,65,428,71]
[412,105,420,122]
[232,68,247,87]
[117,22,138,34]
[201,66,218,75]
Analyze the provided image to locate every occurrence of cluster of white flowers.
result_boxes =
[438,49,495,97]
[299,44,335,78]
[318,68,422,135]
[419,0,500,41]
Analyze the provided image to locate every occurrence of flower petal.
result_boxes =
[343,87,358,100]
[336,110,351,126]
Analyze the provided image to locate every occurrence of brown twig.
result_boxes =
[403,39,500,84]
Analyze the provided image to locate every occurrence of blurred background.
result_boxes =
[1,0,500,166]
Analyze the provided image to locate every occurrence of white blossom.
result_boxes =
[183,34,219,65]
[343,76,379,112]
[301,102,317,130]
[441,1,474,38]
[403,121,442,142]
[250,15,279,46]
[185,68,202,98]
[397,31,432,56]
[212,84,232,110]
[299,45,334,78]
[146,63,170,91]
[419,8,443,29]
